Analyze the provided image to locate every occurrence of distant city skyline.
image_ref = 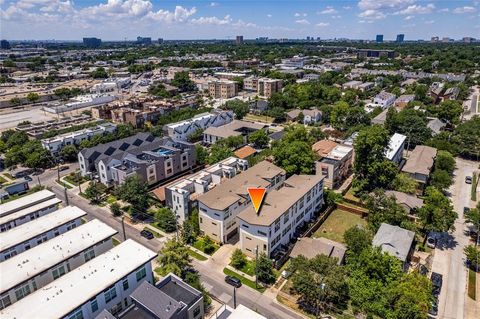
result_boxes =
[1,0,480,41]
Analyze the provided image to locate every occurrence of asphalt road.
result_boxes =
[432,158,478,319]
[40,167,301,319]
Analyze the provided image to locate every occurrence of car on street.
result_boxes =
[431,272,443,290]
[140,230,154,240]
[465,176,472,184]
[428,298,438,316]
[427,236,436,249]
[464,207,470,215]
[24,175,32,181]
[59,165,69,172]
[225,275,242,288]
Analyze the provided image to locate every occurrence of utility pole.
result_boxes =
[255,245,259,288]
[121,216,127,240]
[233,287,237,309]
[64,185,69,205]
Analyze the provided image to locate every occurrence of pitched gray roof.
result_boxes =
[372,223,415,262]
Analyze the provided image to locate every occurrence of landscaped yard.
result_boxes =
[468,269,476,300]
[188,249,208,261]
[244,113,275,124]
[193,237,220,255]
[313,209,367,243]
[223,268,266,293]
[231,259,256,276]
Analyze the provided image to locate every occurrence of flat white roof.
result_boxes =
[0,190,56,217]
[0,197,62,226]
[1,220,117,293]
[386,133,407,160]
[0,206,87,252]
[227,304,267,319]
[1,239,156,319]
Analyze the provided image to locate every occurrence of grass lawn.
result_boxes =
[231,259,256,276]
[244,113,274,124]
[0,175,8,184]
[106,195,117,205]
[193,237,220,255]
[468,269,476,300]
[4,173,14,180]
[223,268,266,293]
[344,187,361,203]
[313,209,367,243]
[56,180,73,189]
[112,237,120,246]
[188,249,208,261]
[143,227,163,238]
[472,172,478,201]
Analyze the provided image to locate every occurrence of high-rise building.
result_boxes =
[396,34,405,43]
[463,37,475,43]
[376,34,384,43]
[136,36,152,45]
[0,40,11,50]
[158,38,164,44]
[236,35,244,45]
[431,36,439,42]
[82,37,102,48]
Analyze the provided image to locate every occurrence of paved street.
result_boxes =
[432,158,479,319]
[38,167,301,319]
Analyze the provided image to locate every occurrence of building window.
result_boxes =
[0,294,11,310]
[14,284,31,301]
[36,234,48,245]
[67,308,84,319]
[52,265,66,279]
[84,248,95,262]
[3,247,17,260]
[104,286,117,303]
[90,298,99,313]
[258,230,267,236]
[136,267,146,282]
[193,306,201,318]
[122,278,129,291]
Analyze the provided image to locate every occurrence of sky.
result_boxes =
[1,0,480,41]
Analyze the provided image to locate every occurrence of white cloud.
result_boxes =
[424,20,434,24]
[358,9,386,20]
[267,14,272,18]
[295,19,310,25]
[190,14,231,25]
[209,2,219,7]
[316,22,330,27]
[404,15,413,20]
[343,6,351,10]
[294,12,307,17]
[146,6,197,23]
[318,6,337,14]
[398,4,435,15]
[439,8,449,13]
[453,6,477,14]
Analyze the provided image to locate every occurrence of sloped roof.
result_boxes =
[372,223,415,262]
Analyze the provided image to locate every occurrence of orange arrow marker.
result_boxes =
[248,187,266,214]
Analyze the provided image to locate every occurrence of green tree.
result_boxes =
[464,245,480,271]
[10,97,21,106]
[344,226,372,256]
[354,125,390,182]
[291,254,349,314]
[115,175,149,213]
[195,145,208,165]
[387,271,432,318]
[452,117,480,158]
[231,248,247,270]
[437,100,463,124]
[386,108,432,147]
[465,203,480,245]
[155,207,177,233]
[157,238,192,277]
[171,71,196,92]
[391,173,417,194]
[181,220,195,244]
[84,182,107,204]
[418,186,457,235]
[296,112,305,124]
[273,140,317,175]
[430,169,453,191]
[434,150,455,174]
[110,203,123,217]
[249,129,269,148]
[59,144,78,162]
[256,252,276,284]
[207,144,233,164]
[224,99,250,120]
[187,128,204,143]
[364,190,414,233]
[91,67,108,78]
[26,92,40,104]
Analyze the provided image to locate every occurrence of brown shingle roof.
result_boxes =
[234,145,257,159]
[290,237,346,264]
[312,140,338,158]
[401,145,437,176]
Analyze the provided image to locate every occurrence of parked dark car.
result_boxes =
[59,165,69,172]
[428,298,438,316]
[464,207,470,215]
[140,230,154,240]
[465,176,472,184]
[24,175,32,181]
[431,272,443,289]
[225,275,242,288]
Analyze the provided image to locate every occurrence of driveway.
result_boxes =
[431,158,479,319]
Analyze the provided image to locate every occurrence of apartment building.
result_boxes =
[197,161,286,243]
[203,120,266,145]
[165,157,249,221]
[0,240,156,319]
[79,132,158,178]
[104,273,204,319]
[385,133,406,165]
[394,94,415,109]
[243,76,259,91]
[108,138,196,187]
[164,110,234,141]
[257,78,283,98]
[0,206,86,261]
[286,108,322,124]
[237,174,324,258]
[208,80,238,99]
[0,220,117,309]
[373,91,396,109]
[0,196,61,232]
[0,189,56,218]
[41,123,117,155]
[313,141,353,189]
